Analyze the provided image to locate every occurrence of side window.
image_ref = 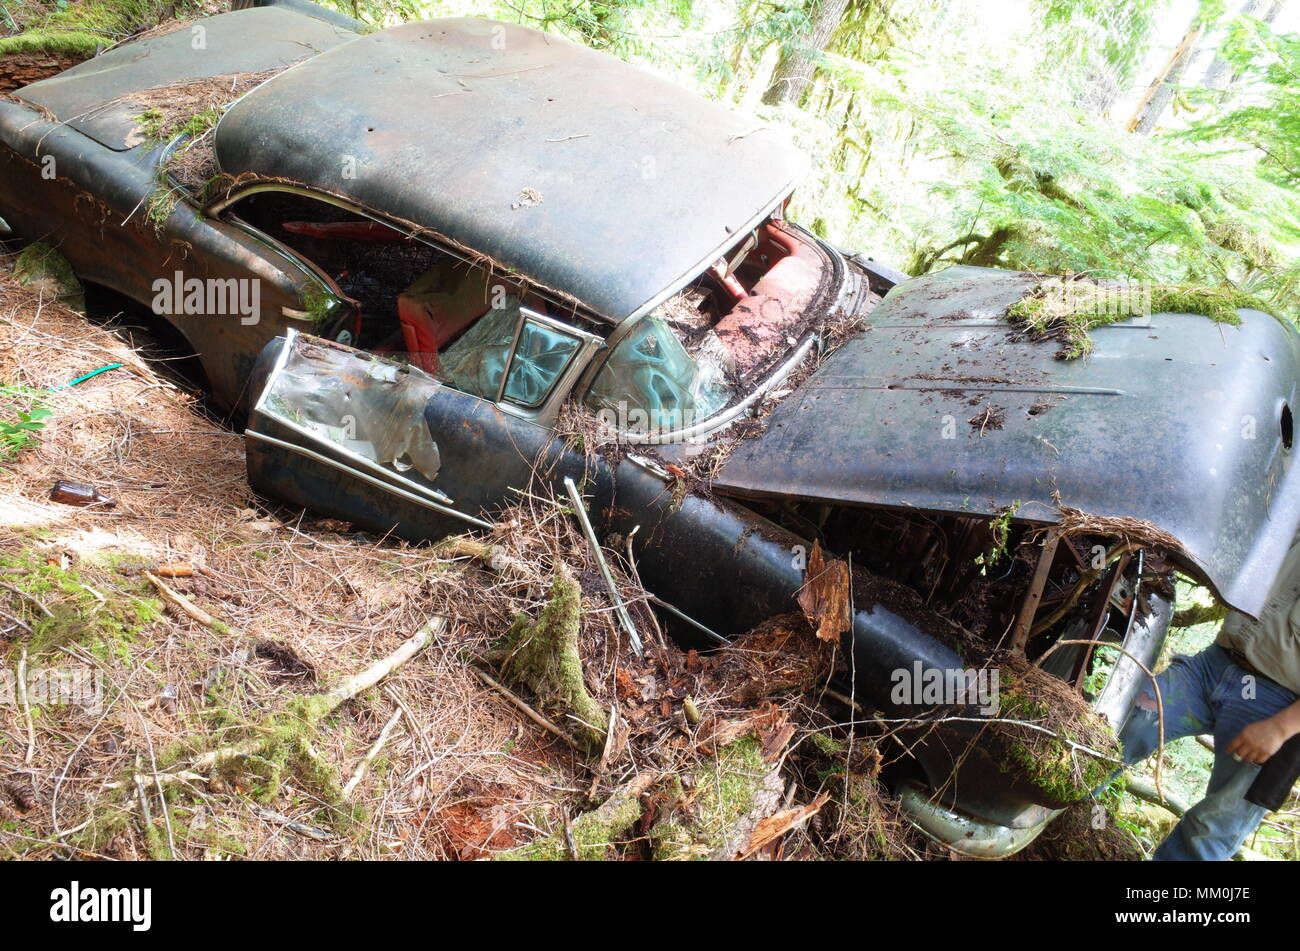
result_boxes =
[440,298,583,408]
[222,190,447,354]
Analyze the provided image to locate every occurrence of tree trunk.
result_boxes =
[1126,22,1202,134]
[761,0,852,107]
[1202,0,1264,90]
[1203,0,1285,92]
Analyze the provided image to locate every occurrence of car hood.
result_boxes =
[713,265,1300,618]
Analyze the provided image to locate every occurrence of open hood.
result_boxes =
[714,266,1300,618]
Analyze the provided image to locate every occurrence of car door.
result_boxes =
[243,302,604,542]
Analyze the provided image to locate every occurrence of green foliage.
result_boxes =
[1033,0,1163,93]
[813,43,1300,322]
[1184,23,1300,190]
[978,501,1021,568]
[0,385,51,464]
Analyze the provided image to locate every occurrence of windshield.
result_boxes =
[584,315,730,433]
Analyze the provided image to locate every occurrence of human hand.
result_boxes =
[1226,715,1296,764]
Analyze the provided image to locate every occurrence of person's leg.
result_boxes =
[1152,751,1265,860]
[1117,646,1224,765]
[1150,652,1296,861]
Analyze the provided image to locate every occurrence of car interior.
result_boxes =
[225,190,825,427]
[225,190,601,407]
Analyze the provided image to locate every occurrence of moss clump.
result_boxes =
[208,691,359,828]
[496,781,646,861]
[0,30,105,57]
[651,736,777,860]
[995,666,1120,804]
[501,571,607,753]
[0,0,183,60]
[0,551,162,661]
[1008,278,1268,359]
[13,242,83,310]
[135,104,222,148]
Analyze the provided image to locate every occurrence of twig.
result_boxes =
[623,525,665,648]
[472,666,580,750]
[187,617,447,775]
[319,616,445,713]
[0,579,53,618]
[17,649,34,765]
[252,807,336,842]
[142,570,234,634]
[563,476,642,655]
[343,709,403,798]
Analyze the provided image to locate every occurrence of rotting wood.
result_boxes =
[796,541,851,642]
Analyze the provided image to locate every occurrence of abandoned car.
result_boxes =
[4,1,1300,857]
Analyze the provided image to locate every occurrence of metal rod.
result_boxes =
[646,594,729,646]
[563,476,643,655]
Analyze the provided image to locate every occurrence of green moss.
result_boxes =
[196,689,365,831]
[13,241,83,310]
[650,736,771,861]
[995,668,1120,803]
[135,104,222,149]
[0,551,162,661]
[501,571,607,753]
[0,0,186,59]
[1008,279,1268,359]
[0,30,104,57]
[497,782,645,861]
[300,282,344,326]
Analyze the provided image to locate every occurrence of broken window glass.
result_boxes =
[258,334,443,482]
[440,299,581,407]
[584,315,731,433]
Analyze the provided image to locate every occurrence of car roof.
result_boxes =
[214,17,805,322]
[15,7,356,152]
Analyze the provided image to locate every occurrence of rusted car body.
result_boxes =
[4,1,1299,856]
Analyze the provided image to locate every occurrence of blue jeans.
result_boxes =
[1118,644,1297,860]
